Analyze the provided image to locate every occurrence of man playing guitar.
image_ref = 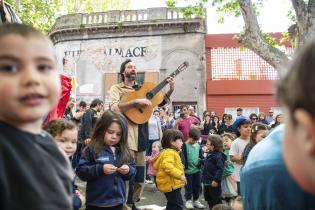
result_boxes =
[109,59,174,209]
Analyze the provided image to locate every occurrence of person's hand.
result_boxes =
[103,164,117,174]
[166,76,175,91]
[180,175,187,185]
[75,190,86,206]
[84,138,91,145]
[117,164,130,175]
[134,98,152,107]
[211,181,218,187]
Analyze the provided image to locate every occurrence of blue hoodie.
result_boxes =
[202,151,226,185]
[76,145,136,207]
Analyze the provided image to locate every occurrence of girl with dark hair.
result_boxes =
[154,129,187,210]
[76,110,136,210]
[242,123,268,164]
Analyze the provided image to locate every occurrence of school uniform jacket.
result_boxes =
[76,145,136,207]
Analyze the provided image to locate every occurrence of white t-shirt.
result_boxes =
[229,137,249,181]
[148,115,161,140]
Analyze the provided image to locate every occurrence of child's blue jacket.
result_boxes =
[202,151,226,185]
[76,145,136,207]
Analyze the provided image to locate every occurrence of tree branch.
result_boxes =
[238,0,288,69]
[291,0,308,47]
[307,0,315,42]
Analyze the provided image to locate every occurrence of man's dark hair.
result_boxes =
[79,101,87,108]
[277,39,315,123]
[90,99,103,108]
[189,128,201,141]
[120,59,132,82]
[180,104,189,111]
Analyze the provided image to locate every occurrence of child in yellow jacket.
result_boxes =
[154,129,187,210]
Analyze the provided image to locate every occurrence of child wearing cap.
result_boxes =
[229,117,251,195]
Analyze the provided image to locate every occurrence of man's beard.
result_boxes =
[125,72,136,81]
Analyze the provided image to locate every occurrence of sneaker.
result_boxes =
[185,200,194,209]
[145,179,153,184]
[193,200,205,209]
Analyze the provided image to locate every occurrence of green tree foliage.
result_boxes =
[5,0,130,33]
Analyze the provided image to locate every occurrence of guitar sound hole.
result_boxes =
[146,92,154,100]
[138,108,144,113]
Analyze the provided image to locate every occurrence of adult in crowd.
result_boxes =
[265,109,274,124]
[258,112,269,125]
[249,113,258,125]
[270,114,283,130]
[175,105,201,142]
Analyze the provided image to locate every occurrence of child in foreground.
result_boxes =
[203,134,226,209]
[154,129,187,210]
[0,23,72,210]
[76,110,136,210]
[278,39,315,195]
[43,119,85,210]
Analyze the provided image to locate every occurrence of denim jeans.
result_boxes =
[184,171,201,201]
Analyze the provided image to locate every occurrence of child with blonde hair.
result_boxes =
[146,140,162,191]
[154,129,187,210]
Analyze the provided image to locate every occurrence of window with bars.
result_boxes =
[209,47,293,80]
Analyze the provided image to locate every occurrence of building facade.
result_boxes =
[205,34,291,118]
[49,8,207,115]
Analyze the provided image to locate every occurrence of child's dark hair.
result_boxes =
[208,134,223,152]
[43,119,77,138]
[277,40,315,124]
[0,23,48,40]
[250,123,268,144]
[189,127,201,141]
[90,110,132,165]
[161,129,183,149]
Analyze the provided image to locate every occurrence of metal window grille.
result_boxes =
[209,47,294,80]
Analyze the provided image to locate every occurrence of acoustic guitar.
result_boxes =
[121,62,189,124]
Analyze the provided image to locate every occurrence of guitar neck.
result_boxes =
[149,67,184,97]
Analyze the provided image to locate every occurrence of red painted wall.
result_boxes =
[205,33,284,116]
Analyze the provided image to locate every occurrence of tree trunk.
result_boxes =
[237,0,289,70]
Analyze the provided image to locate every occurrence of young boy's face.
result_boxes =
[206,140,214,152]
[238,123,251,138]
[0,34,60,126]
[223,136,232,150]
[283,107,315,195]
[171,138,183,151]
[55,128,78,157]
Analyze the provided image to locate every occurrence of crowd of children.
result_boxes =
[2,22,315,210]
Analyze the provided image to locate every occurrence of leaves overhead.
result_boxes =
[5,0,130,34]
